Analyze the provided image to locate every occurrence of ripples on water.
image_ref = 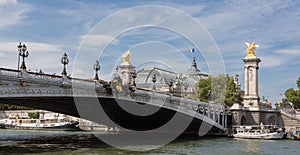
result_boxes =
[0,129,299,155]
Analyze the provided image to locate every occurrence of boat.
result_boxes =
[0,116,81,131]
[233,123,286,139]
[292,127,300,140]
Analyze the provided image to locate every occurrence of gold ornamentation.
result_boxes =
[245,42,259,57]
[122,50,131,65]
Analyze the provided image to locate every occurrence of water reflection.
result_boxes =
[0,129,299,155]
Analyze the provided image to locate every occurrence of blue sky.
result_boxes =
[0,0,300,104]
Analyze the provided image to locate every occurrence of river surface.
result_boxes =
[0,129,299,155]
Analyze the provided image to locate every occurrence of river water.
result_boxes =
[0,129,299,155]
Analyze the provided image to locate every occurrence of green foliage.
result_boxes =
[297,77,300,89]
[28,112,40,119]
[284,87,300,109]
[196,74,242,106]
[0,103,32,111]
[197,77,211,102]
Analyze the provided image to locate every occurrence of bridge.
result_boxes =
[0,68,229,134]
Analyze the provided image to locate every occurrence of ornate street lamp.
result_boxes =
[152,74,156,91]
[93,60,100,80]
[208,90,211,102]
[18,42,29,71]
[184,83,188,97]
[131,70,137,87]
[61,53,69,76]
[168,79,173,94]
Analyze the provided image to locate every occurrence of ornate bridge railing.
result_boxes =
[0,67,228,130]
[129,90,228,129]
[0,67,100,89]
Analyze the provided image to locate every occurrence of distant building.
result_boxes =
[185,57,208,81]
[135,57,208,97]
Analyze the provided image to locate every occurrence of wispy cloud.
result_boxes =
[0,0,29,29]
[0,41,66,73]
[274,48,300,55]
[0,0,299,104]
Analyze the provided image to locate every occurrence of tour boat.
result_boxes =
[292,128,300,140]
[0,116,81,131]
[233,124,286,139]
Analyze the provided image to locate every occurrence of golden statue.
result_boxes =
[122,50,131,65]
[245,42,259,57]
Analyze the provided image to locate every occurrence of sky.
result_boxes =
[0,0,300,104]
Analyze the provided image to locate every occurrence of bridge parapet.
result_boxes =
[0,67,103,90]
[0,67,229,130]
[124,90,228,129]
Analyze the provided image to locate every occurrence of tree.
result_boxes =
[283,77,300,109]
[297,77,300,89]
[284,87,300,109]
[196,74,242,106]
[197,77,211,102]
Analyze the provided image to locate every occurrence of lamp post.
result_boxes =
[93,60,100,80]
[61,53,69,77]
[275,102,279,110]
[152,74,157,91]
[184,83,188,97]
[17,42,22,70]
[168,79,173,94]
[217,85,221,104]
[208,90,211,102]
[131,70,137,87]
[18,42,29,71]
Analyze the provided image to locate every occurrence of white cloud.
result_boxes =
[79,34,119,48]
[0,0,17,5]
[259,55,286,68]
[274,48,300,55]
[0,0,299,104]
[0,0,28,29]
[0,42,66,74]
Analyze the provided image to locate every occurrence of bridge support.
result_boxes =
[242,56,261,110]
[118,64,135,86]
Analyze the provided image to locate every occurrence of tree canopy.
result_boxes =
[284,77,300,109]
[195,74,242,107]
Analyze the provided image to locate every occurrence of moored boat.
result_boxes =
[292,127,300,140]
[233,124,286,139]
[0,116,81,131]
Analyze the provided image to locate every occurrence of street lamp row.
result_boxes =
[16,42,101,80]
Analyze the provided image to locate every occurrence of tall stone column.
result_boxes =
[242,42,261,110]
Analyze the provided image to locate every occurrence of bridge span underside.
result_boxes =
[0,96,223,135]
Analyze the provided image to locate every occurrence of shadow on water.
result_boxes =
[3,131,297,155]
[0,133,109,155]
[0,131,228,155]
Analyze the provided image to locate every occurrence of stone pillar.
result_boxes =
[213,109,216,121]
[118,64,135,86]
[242,57,261,110]
[224,114,227,128]
[118,50,135,86]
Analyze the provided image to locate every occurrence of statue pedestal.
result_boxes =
[242,56,261,111]
[118,64,135,86]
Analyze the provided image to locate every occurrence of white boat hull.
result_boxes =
[233,132,284,139]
